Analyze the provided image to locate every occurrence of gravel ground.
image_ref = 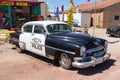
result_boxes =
[0,28,120,80]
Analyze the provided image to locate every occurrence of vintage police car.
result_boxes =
[9,21,111,69]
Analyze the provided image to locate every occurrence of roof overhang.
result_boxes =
[0,0,44,6]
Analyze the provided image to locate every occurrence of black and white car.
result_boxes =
[9,21,111,69]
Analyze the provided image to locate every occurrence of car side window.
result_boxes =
[34,25,44,34]
[24,25,33,33]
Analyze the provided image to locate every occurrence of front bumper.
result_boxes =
[72,53,111,68]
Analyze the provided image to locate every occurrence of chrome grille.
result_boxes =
[86,46,106,58]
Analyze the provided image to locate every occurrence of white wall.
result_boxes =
[73,13,82,26]
[60,14,67,21]
[60,13,91,27]
[41,3,48,19]
[81,13,91,26]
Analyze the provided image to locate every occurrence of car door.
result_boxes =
[19,24,33,51]
[30,24,46,56]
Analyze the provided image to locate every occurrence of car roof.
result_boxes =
[24,20,67,26]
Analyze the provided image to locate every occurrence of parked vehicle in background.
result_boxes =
[0,29,15,42]
[9,21,111,69]
[106,26,120,37]
[73,20,80,27]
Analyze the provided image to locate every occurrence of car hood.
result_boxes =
[48,32,93,46]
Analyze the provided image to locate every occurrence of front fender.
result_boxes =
[45,37,81,57]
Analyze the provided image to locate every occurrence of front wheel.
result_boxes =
[59,53,73,69]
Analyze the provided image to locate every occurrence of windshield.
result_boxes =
[46,24,72,33]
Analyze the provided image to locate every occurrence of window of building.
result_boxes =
[114,15,119,20]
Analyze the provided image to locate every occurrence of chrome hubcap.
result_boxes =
[61,54,69,65]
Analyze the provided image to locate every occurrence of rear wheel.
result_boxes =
[59,53,73,69]
[117,31,120,38]
[16,45,24,53]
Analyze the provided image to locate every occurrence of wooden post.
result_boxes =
[61,5,64,21]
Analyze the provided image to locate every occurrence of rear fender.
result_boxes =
[19,41,26,50]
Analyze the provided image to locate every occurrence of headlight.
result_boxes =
[80,46,86,56]
[104,41,109,49]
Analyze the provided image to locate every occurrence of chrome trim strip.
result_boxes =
[30,42,76,55]
[86,46,103,53]
[46,45,76,55]
[19,41,25,43]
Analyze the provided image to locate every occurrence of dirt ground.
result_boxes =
[0,28,120,80]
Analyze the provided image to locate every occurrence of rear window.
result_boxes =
[23,25,33,33]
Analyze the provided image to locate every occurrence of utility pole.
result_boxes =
[93,0,97,37]
[61,5,64,21]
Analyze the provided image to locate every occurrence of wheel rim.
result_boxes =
[60,53,70,66]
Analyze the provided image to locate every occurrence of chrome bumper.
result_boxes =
[72,53,111,68]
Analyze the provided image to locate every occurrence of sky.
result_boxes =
[43,0,102,12]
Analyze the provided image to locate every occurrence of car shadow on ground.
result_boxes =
[108,35,119,38]
[77,59,116,75]
[24,51,60,66]
[13,48,116,73]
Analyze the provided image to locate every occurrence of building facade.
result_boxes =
[0,0,48,29]
[69,0,120,28]
[91,1,120,28]
[102,2,120,28]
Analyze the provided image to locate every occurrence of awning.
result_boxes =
[0,0,44,6]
